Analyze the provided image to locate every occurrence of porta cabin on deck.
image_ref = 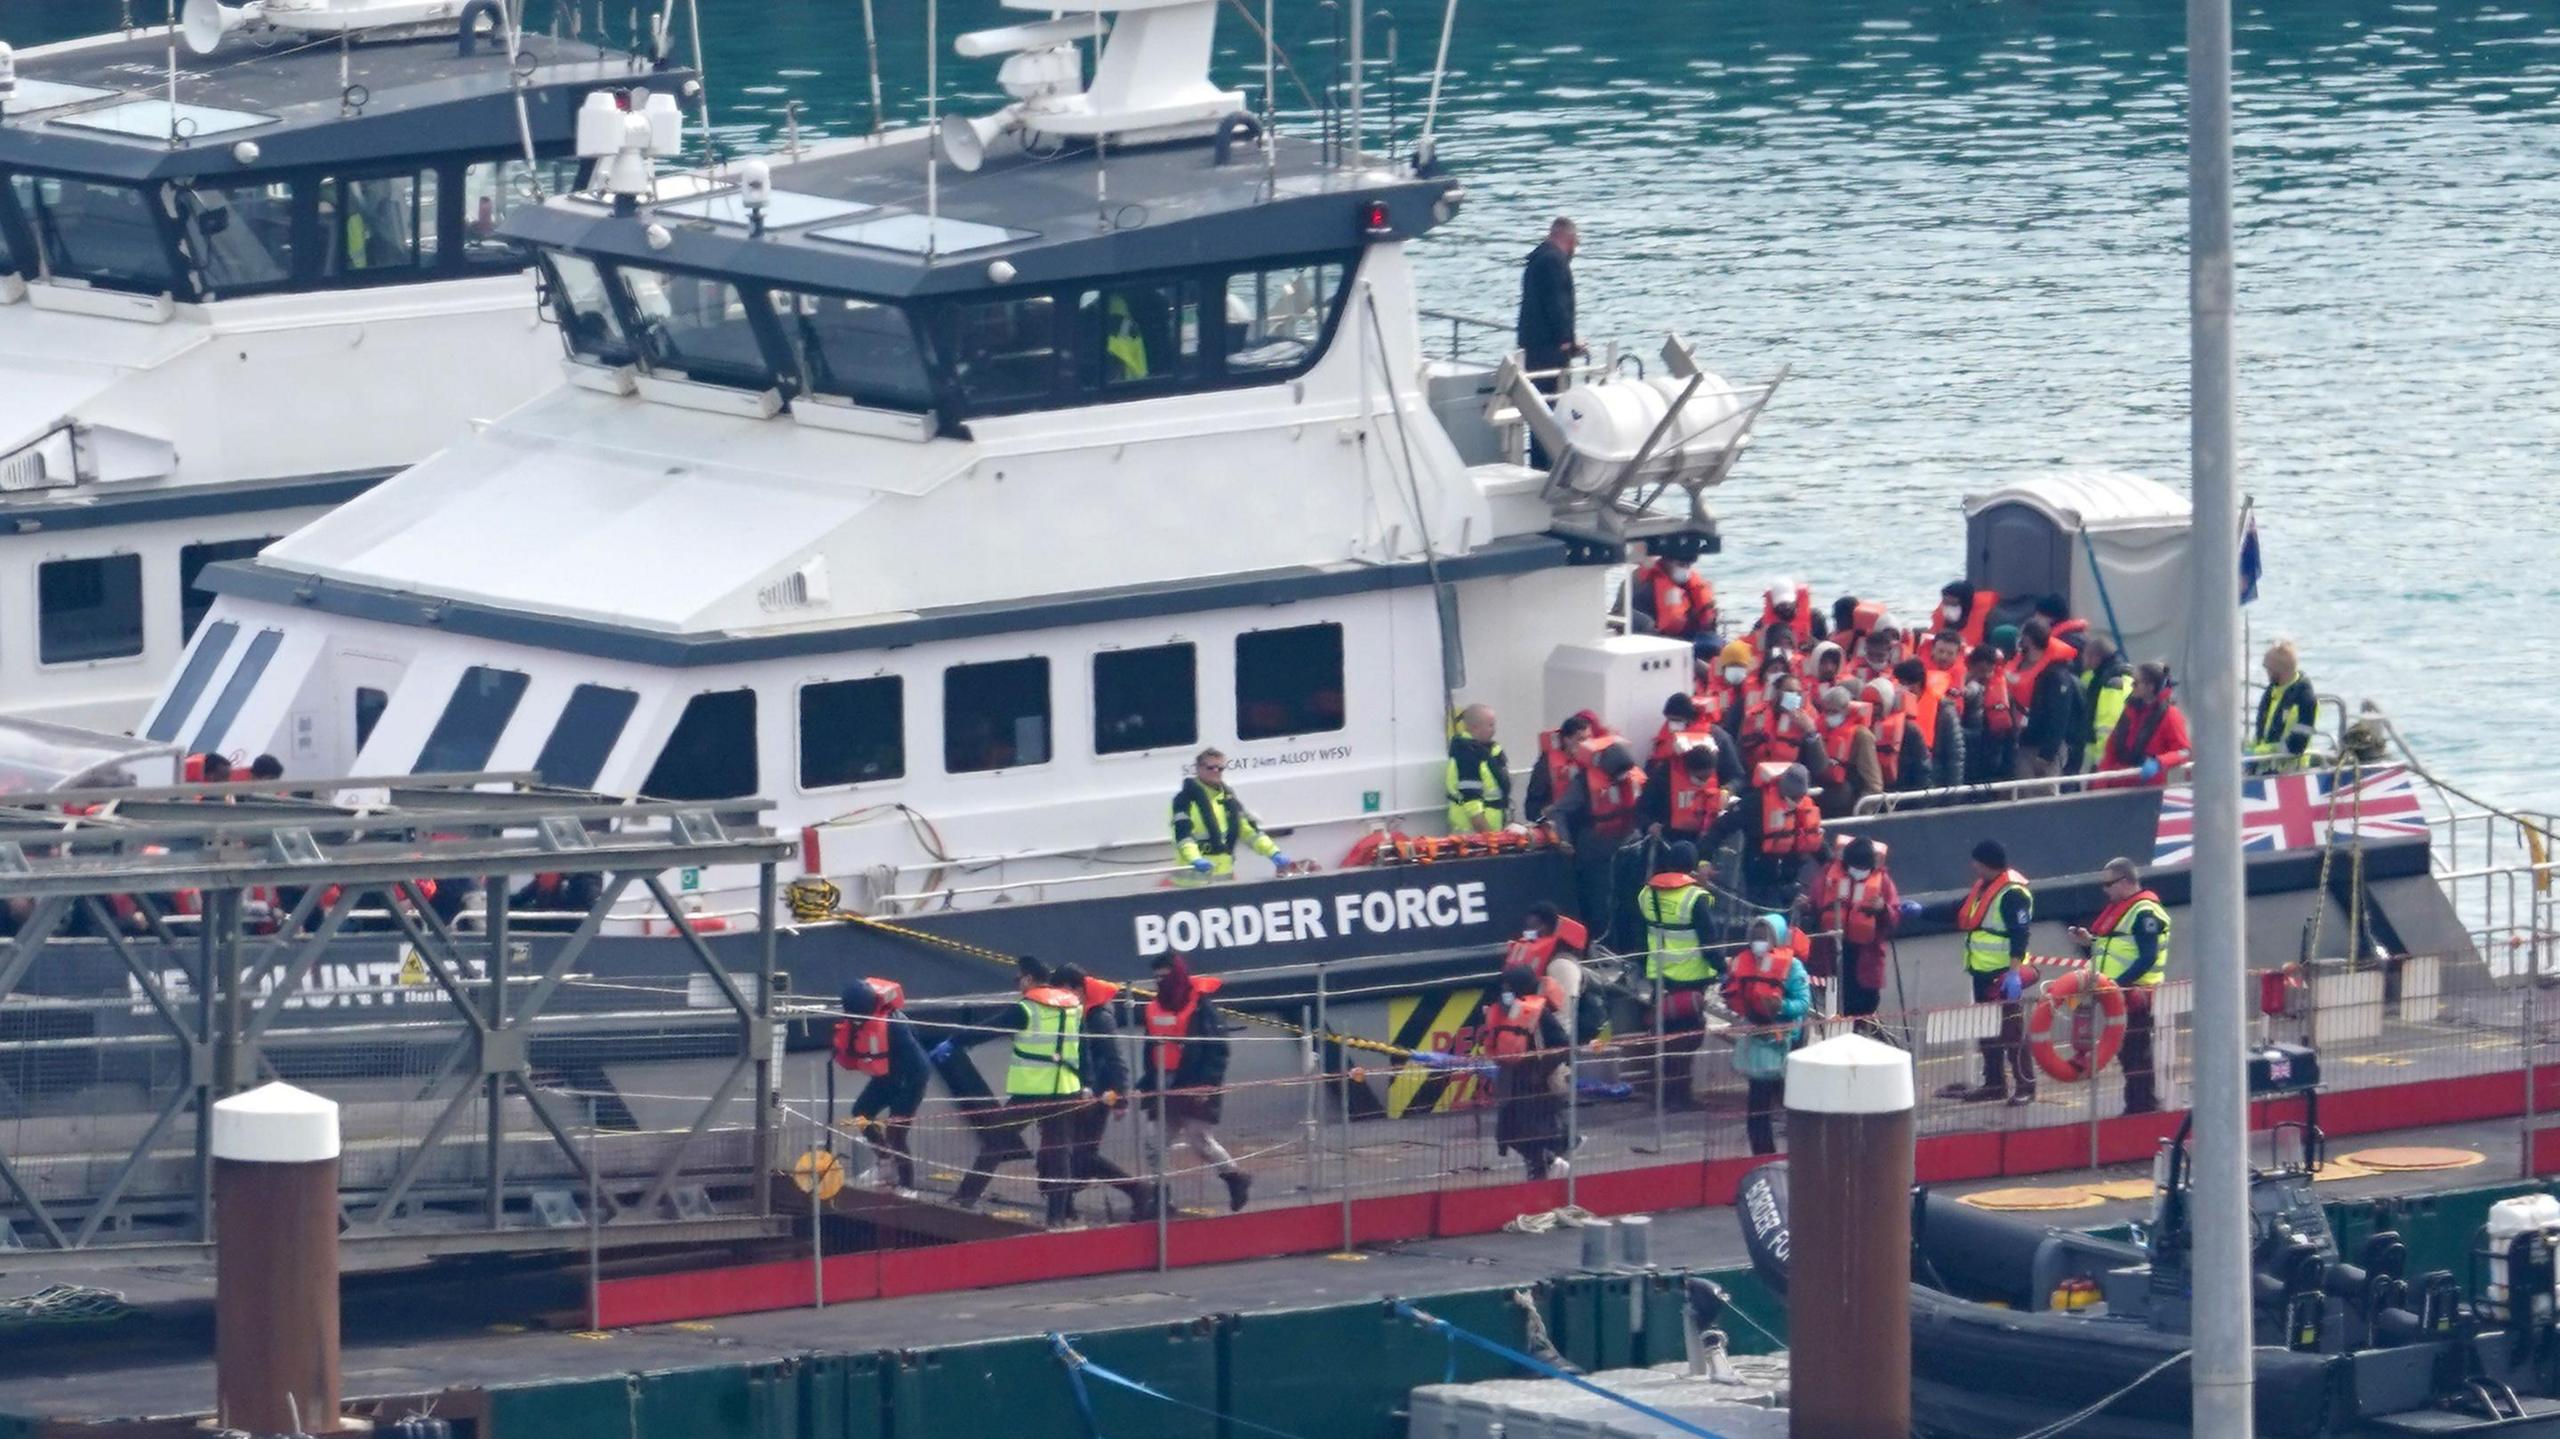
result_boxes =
[0,0,688,730]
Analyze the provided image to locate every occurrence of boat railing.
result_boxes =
[1417,307,1510,364]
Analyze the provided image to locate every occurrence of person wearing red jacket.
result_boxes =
[2096,662,2192,787]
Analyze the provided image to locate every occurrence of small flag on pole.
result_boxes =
[2238,504,2263,605]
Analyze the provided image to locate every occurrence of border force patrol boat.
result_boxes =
[0,0,691,731]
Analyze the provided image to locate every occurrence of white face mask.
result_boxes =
[1848,866,1871,880]
[1779,692,1803,713]
[1750,938,1772,956]
[1521,928,1541,941]
[1943,603,1964,623]
[1723,665,1747,684]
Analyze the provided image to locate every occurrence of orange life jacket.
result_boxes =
[1957,869,2031,931]
[1721,935,1805,1023]
[1754,776,1823,857]
[2007,640,2076,721]
[832,979,907,1077]
[1972,668,2015,737]
[1501,914,1589,977]
[1637,560,1715,639]
[1756,585,1815,647]
[1816,861,1893,947]
[1871,701,1908,788]
[1483,993,1554,1058]
[1075,976,1121,1011]
[1942,589,1999,648]
[1819,702,1872,775]
[1578,737,1645,836]
[1144,974,1224,1075]
[1666,757,1723,834]
[1651,717,1721,765]
[1740,702,1814,769]
[1912,668,1953,752]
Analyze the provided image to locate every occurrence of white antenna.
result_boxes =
[502,0,544,190]
[936,0,947,263]
[1419,0,1456,168]
[1091,8,1107,226]
[1345,1,1361,165]
[1262,0,1276,194]
[684,0,712,164]
[165,0,181,146]
[859,0,884,135]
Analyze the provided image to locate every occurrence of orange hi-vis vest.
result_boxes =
[1482,993,1554,1058]
[834,979,907,1077]
[1144,975,1224,1075]
[1816,859,1893,947]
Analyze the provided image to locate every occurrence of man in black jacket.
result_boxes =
[1517,217,1583,467]
[1050,963,1156,1223]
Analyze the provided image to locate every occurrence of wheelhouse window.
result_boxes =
[179,537,273,641]
[799,676,904,788]
[544,252,632,365]
[942,294,1061,411]
[38,554,144,664]
[623,266,770,388]
[944,658,1050,773]
[8,175,173,293]
[321,170,437,276]
[533,683,638,789]
[147,620,238,742]
[354,687,390,754]
[192,628,282,756]
[1236,623,1345,740]
[462,157,582,266]
[773,290,933,412]
[180,180,295,293]
[413,666,530,773]
[641,689,759,800]
[1225,261,1347,374]
[1094,644,1196,755]
[1082,282,1200,389]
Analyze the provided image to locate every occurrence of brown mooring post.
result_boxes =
[213,1082,349,1436]
[1785,1032,1914,1439]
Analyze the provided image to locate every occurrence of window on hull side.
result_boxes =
[944,659,1050,774]
[1236,623,1346,741]
[642,689,759,801]
[414,666,530,774]
[38,554,145,665]
[535,684,640,791]
[800,676,905,789]
[1093,644,1197,756]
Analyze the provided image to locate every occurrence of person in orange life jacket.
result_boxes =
[1936,580,1999,649]
[2095,662,2193,789]
[1632,840,1721,1112]
[1739,671,1819,775]
[1139,954,1252,1212]
[2067,856,2169,1115]
[1811,685,1881,820]
[1757,576,1823,647]
[1907,840,2039,1105]
[1846,622,1901,691]
[1724,914,1812,1156]
[1862,677,1911,791]
[1892,658,1965,790]
[1551,738,1646,848]
[1504,902,1592,1039]
[1796,835,1900,1030]
[1650,692,1712,766]
[833,980,930,1195]
[942,955,1084,1217]
[2008,616,2085,788]
[1631,553,1716,642]
[1479,963,1575,1180]
[1697,640,1756,732]
[1704,761,1823,914]
[1643,734,1739,846]
[506,870,605,931]
[1958,643,2017,784]
[1523,709,1605,824]
[1806,640,1849,699]
[1047,963,1157,1223]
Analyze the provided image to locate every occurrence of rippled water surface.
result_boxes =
[28,0,2560,808]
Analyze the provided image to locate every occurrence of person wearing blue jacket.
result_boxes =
[1722,913,1812,1156]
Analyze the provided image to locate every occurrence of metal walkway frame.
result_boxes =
[0,772,794,1253]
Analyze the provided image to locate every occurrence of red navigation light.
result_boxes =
[1363,200,1392,234]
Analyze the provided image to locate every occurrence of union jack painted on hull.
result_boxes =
[2153,764,2428,867]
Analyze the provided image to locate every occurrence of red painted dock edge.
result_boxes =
[595,1063,2560,1327]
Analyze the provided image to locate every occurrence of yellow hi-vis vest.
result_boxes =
[1958,870,2031,975]
[2089,892,2171,988]
[1105,294,1148,380]
[1006,988,1085,1097]
[1638,878,1713,984]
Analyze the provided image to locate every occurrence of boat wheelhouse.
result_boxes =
[0,0,691,730]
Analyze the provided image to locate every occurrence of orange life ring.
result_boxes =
[2026,969,2127,1083]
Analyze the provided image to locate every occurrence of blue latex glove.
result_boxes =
[1897,899,1923,920]
[1191,857,1215,874]
[1271,852,1294,871]
[927,1040,955,1065]
[2140,757,2161,781]
[1995,969,2025,1003]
